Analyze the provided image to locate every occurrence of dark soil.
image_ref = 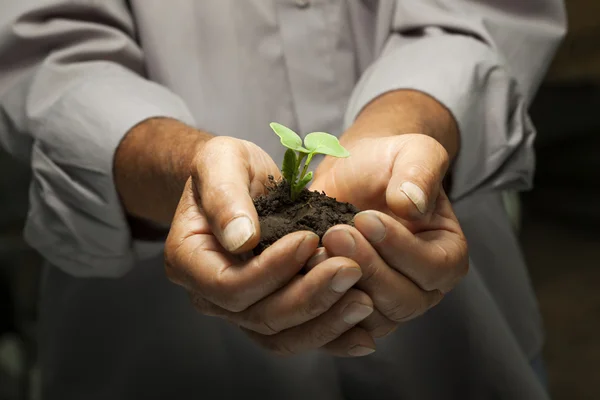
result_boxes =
[253,177,359,255]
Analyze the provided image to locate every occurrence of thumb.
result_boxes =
[193,137,278,253]
[386,135,450,220]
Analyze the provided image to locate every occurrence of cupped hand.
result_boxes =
[310,134,469,340]
[164,137,376,357]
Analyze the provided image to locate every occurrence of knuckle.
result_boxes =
[211,274,248,313]
[245,311,280,336]
[256,320,280,336]
[300,291,331,321]
[359,261,380,287]
[419,270,440,292]
[211,180,240,197]
[240,139,263,156]
[221,295,249,313]
[410,134,449,170]
[382,301,417,322]
[429,238,469,290]
[205,135,233,150]
[204,182,240,211]
[405,163,437,191]
[193,140,218,167]
[310,323,341,345]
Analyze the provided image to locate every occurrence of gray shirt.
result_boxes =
[0,1,565,399]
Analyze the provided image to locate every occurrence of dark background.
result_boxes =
[1,1,599,399]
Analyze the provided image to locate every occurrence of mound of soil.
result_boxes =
[253,177,359,255]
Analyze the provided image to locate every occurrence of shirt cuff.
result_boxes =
[344,33,535,201]
[24,68,196,278]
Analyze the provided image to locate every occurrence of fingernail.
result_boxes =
[348,345,376,357]
[343,303,374,325]
[222,216,255,252]
[331,229,356,256]
[295,233,319,263]
[330,268,362,293]
[307,248,328,269]
[356,212,386,243]
[400,182,428,214]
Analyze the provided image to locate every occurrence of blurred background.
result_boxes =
[1,1,599,399]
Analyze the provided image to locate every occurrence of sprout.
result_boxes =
[270,122,350,200]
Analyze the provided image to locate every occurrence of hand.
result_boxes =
[164,137,377,356]
[310,134,469,338]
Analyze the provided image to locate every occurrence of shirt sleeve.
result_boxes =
[0,0,196,277]
[344,0,567,201]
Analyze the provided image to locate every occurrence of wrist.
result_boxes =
[342,90,459,161]
[114,117,212,225]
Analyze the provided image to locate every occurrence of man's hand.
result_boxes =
[310,91,469,341]
[164,137,377,357]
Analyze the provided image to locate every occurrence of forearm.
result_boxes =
[341,90,459,162]
[114,117,213,225]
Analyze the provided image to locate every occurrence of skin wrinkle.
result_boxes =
[213,266,249,312]
[358,259,380,287]
[170,242,206,292]
[301,286,330,323]
[177,205,204,241]
[251,304,281,335]
[361,213,441,292]
[383,297,418,322]
[210,182,256,227]
[255,262,289,310]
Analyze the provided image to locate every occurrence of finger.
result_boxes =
[305,247,329,272]
[244,289,374,356]
[167,177,208,244]
[386,135,449,220]
[194,137,279,253]
[303,248,395,338]
[322,327,376,357]
[177,230,319,312]
[359,310,398,338]
[354,210,468,293]
[165,177,214,288]
[236,257,362,335]
[323,225,442,325]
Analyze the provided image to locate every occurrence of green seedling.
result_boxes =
[270,122,350,200]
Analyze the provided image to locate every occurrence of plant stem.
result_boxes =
[299,153,314,181]
[295,152,306,180]
[290,152,307,201]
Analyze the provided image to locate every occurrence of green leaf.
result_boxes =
[304,132,350,158]
[292,171,313,200]
[281,149,297,184]
[270,122,309,153]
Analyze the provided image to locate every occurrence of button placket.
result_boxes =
[295,0,310,9]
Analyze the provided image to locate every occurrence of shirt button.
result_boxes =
[295,0,310,8]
